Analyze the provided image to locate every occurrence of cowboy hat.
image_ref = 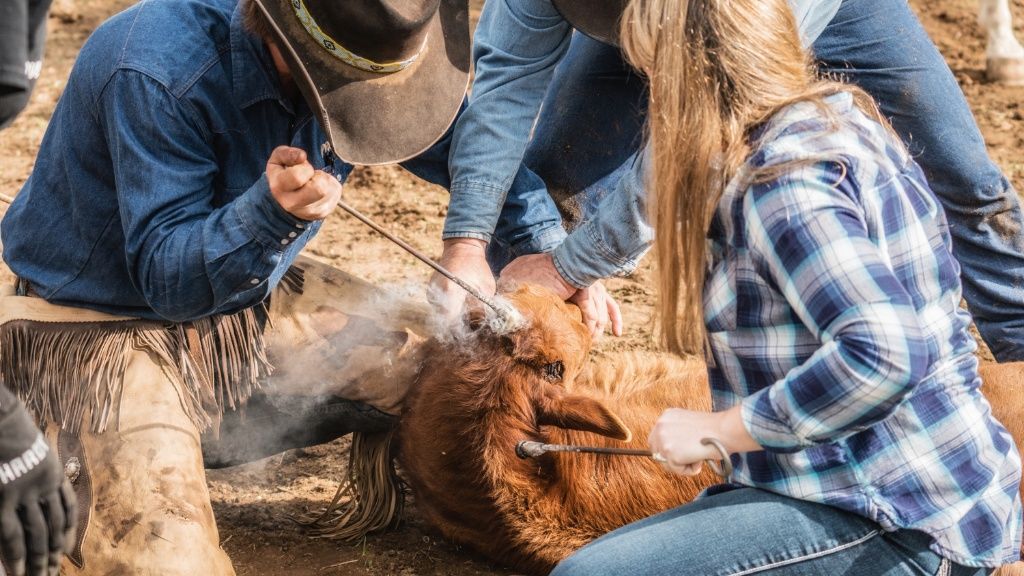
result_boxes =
[551,0,628,46]
[253,0,469,165]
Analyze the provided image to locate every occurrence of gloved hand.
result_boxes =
[0,386,76,576]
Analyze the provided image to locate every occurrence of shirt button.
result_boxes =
[295,223,305,229]
[281,239,290,246]
[288,231,298,238]
[249,278,259,285]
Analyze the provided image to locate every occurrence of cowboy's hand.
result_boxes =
[266,145,342,221]
[648,406,760,477]
[568,281,622,340]
[0,396,76,576]
[500,253,622,339]
[430,239,496,322]
[499,253,574,299]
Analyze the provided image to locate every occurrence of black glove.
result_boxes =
[0,386,76,576]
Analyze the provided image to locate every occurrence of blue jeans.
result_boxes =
[550,487,990,576]
[520,0,1024,361]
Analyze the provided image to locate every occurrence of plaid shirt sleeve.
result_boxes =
[737,162,932,452]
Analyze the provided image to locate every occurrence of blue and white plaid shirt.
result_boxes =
[706,92,1022,566]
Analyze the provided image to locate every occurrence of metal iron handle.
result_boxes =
[515,440,653,459]
[700,437,733,481]
[515,438,733,481]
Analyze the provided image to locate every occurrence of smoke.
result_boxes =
[484,296,528,336]
[203,277,529,470]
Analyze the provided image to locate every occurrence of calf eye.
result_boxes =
[543,360,565,381]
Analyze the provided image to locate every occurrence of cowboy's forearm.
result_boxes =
[128,175,312,323]
[444,0,572,243]
[99,70,314,322]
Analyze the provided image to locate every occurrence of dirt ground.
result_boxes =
[0,0,1021,574]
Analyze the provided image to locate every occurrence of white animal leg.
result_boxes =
[979,0,1024,84]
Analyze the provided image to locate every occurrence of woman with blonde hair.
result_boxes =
[550,0,1023,574]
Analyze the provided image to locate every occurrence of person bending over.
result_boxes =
[434,0,1024,362]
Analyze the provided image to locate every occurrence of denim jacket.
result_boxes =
[0,0,461,321]
[444,0,842,287]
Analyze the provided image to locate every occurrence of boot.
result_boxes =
[59,346,235,576]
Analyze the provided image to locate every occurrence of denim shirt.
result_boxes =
[444,0,842,287]
[1,0,345,322]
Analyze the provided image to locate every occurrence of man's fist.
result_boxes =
[266,146,341,221]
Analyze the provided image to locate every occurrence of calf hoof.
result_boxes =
[987,57,1024,85]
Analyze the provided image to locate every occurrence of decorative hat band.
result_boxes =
[291,0,425,74]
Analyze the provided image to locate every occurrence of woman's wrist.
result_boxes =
[718,405,763,455]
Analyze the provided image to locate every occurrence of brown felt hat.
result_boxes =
[551,0,628,46]
[253,0,470,165]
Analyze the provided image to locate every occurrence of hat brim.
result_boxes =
[256,0,469,165]
[551,0,627,47]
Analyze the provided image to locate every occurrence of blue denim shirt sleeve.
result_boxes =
[102,70,307,322]
[443,0,572,242]
[551,150,653,288]
[445,0,839,267]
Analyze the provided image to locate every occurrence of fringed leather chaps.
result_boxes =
[0,256,432,574]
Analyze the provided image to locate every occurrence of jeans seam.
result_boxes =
[727,529,881,576]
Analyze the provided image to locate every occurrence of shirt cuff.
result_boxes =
[233,174,310,251]
[551,220,645,289]
[442,180,508,243]
[739,387,812,453]
[514,224,567,256]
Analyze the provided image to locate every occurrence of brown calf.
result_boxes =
[398,285,719,573]
[397,285,1024,575]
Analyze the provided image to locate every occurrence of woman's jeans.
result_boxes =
[520,0,1024,361]
[549,487,990,576]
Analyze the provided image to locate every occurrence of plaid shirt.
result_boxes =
[706,92,1022,566]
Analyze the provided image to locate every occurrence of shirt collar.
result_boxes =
[229,2,293,112]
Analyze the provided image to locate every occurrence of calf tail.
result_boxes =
[292,429,405,539]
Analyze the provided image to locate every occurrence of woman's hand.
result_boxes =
[648,405,762,476]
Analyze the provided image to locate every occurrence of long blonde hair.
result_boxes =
[621,0,883,355]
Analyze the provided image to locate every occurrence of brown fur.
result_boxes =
[398,286,717,574]
[399,286,1024,574]
[981,362,1024,576]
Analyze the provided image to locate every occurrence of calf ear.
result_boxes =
[536,394,632,441]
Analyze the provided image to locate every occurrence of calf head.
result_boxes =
[397,284,634,551]
[398,284,714,573]
[478,284,630,440]
[447,284,632,448]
